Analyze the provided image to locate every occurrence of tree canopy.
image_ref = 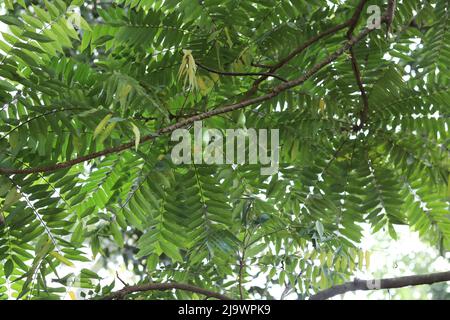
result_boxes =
[0,0,449,300]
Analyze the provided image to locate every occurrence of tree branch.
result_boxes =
[309,271,450,300]
[196,62,288,82]
[0,25,377,176]
[102,282,232,300]
[250,62,272,69]
[1,3,393,176]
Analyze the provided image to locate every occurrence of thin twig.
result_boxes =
[196,62,287,82]
[346,0,368,38]
[348,48,370,131]
[246,21,350,96]
[344,0,370,131]
[116,272,129,287]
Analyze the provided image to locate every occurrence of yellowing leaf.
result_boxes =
[119,84,132,109]
[68,291,76,300]
[50,251,75,267]
[209,72,219,82]
[335,257,341,271]
[349,258,355,270]
[94,114,112,139]
[237,110,246,128]
[319,98,326,112]
[178,49,198,91]
[365,251,371,271]
[341,257,348,270]
[197,76,207,94]
[131,123,140,151]
[319,251,326,265]
[319,274,328,290]
[197,75,215,96]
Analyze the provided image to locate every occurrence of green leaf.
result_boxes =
[160,240,182,262]
[315,221,324,240]
[93,114,112,139]
[146,253,159,271]
[0,15,23,27]
[93,35,114,46]
[4,259,13,278]
[98,122,116,144]
[2,187,21,210]
[110,221,124,248]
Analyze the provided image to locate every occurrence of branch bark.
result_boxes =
[346,0,368,38]
[0,27,374,175]
[102,282,232,300]
[349,47,370,130]
[309,271,450,300]
[246,21,349,96]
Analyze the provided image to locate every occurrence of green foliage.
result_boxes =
[0,0,448,300]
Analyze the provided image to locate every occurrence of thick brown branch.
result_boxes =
[349,48,369,130]
[309,271,450,300]
[196,62,287,82]
[102,282,232,300]
[0,26,375,175]
[346,0,368,38]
